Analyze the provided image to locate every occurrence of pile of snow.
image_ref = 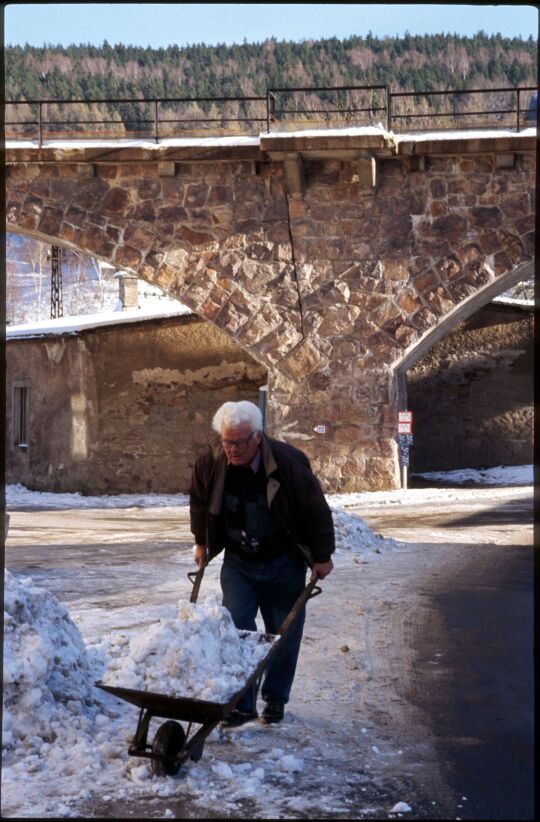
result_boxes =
[2,570,107,760]
[6,483,189,509]
[329,464,533,510]
[414,464,534,486]
[390,800,412,814]
[102,593,278,703]
[2,568,286,810]
[330,503,397,555]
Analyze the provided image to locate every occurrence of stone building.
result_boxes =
[6,309,267,494]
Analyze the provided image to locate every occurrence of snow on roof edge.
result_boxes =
[6,304,194,339]
[492,295,535,309]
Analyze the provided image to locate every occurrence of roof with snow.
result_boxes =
[491,295,534,310]
[6,302,193,339]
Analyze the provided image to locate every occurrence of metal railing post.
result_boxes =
[38,101,43,147]
[386,85,392,132]
[154,99,159,143]
[266,91,276,132]
[516,88,521,132]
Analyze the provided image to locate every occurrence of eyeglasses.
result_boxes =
[221,432,256,448]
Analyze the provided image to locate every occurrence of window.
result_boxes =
[13,384,29,447]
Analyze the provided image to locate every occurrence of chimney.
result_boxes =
[115,270,139,310]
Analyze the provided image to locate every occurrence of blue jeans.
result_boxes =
[220,550,307,713]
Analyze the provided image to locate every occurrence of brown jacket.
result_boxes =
[189,434,335,565]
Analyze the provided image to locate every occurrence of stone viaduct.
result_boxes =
[5,128,536,491]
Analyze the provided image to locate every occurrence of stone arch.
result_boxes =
[5,160,305,377]
[391,258,534,410]
[6,222,279,380]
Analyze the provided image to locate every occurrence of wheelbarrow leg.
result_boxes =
[128,705,153,756]
[184,719,220,762]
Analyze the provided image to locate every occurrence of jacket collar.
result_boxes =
[209,433,279,514]
[261,433,278,476]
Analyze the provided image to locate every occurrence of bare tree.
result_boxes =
[27,239,49,321]
[6,234,120,323]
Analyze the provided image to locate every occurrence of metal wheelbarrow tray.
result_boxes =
[96,572,321,776]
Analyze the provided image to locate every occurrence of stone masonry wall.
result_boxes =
[6,315,267,494]
[406,303,534,472]
[269,153,535,490]
[6,143,535,490]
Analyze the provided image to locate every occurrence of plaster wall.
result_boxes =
[6,315,267,493]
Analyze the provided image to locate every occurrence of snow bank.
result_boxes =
[6,466,532,515]
[415,464,533,486]
[2,570,105,755]
[2,567,282,812]
[102,593,278,702]
[330,503,398,555]
[6,482,189,509]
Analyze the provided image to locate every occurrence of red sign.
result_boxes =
[398,411,413,434]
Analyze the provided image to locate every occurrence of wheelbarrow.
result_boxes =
[95,565,322,776]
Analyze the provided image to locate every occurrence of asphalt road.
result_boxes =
[422,546,534,821]
[356,489,535,821]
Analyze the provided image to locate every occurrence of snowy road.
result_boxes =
[3,479,534,819]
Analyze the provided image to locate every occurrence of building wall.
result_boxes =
[6,315,267,494]
[406,304,533,472]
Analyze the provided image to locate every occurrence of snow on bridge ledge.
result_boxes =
[4,125,536,153]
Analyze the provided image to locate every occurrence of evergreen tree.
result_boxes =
[4,32,537,131]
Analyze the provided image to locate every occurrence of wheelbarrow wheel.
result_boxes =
[151,720,186,777]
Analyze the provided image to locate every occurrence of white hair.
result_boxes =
[212,401,263,434]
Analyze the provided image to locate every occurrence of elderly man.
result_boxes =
[189,400,335,727]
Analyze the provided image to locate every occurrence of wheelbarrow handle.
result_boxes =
[277,576,322,637]
[306,575,323,599]
[187,564,206,603]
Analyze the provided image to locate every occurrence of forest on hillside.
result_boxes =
[5,32,538,137]
[5,32,537,99]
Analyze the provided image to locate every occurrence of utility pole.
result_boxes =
[49,244,64,319]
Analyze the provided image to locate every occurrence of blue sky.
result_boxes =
[4,3,539,48]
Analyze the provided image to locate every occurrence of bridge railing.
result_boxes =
[4,95,269,144]
[266,84,389,130]
[4,84,537,145]
[387,85,537,133]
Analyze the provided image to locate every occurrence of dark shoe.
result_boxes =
[220,709,258,728]
[259,701,285,725]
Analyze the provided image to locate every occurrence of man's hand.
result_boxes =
[193,544,208,568]
[310,558,334,581]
